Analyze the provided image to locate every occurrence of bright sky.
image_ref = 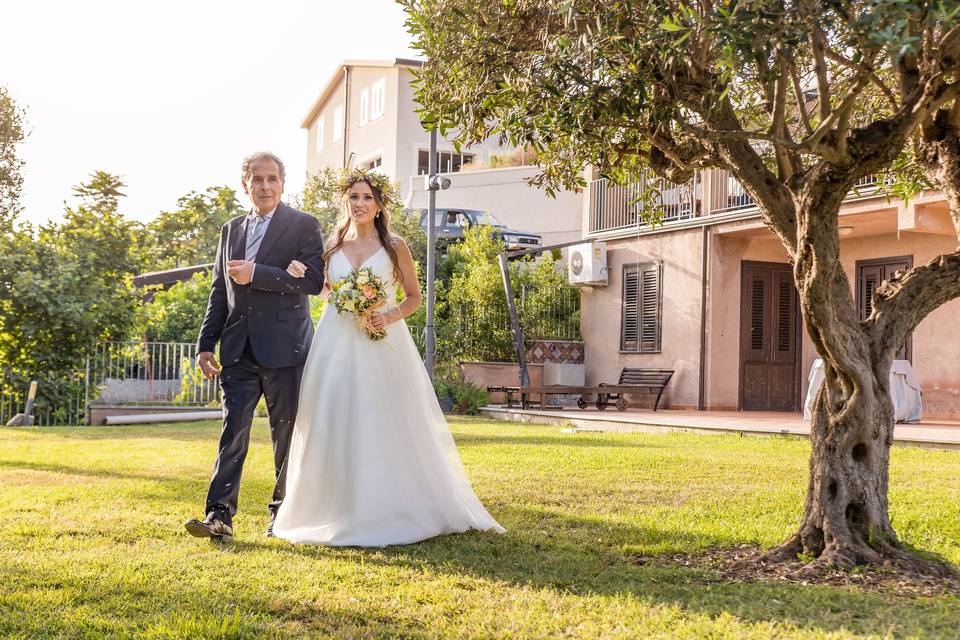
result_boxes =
[2,0,420,226]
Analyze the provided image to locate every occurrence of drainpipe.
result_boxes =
[698,224,709,410]
[342,66,351,168]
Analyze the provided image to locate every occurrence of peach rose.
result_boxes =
[362,284,376,299]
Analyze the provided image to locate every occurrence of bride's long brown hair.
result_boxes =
[323,174,403,284]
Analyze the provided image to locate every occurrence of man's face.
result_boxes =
[243,159,284,214]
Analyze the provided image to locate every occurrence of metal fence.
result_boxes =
[3,287,579,425]
[410,282,581,364]
[90,341,220,407]
[590,170,894,233]
[1,341,221,427]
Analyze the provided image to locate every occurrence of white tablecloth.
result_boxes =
[803,359,922,423]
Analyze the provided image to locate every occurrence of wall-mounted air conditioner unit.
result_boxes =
[568,241,608,285]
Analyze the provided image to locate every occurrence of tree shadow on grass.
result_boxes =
[0,564,427,640]
[250,505,960,638]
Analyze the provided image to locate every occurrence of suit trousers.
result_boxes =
[204,341,303,526]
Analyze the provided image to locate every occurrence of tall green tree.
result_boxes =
[0,172,140,373]
[138,272,212,344]
[404,0,960,572]
[0,86,25,231]
[144,187,242,270]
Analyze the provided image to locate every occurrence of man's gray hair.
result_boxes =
[241,151,286,183]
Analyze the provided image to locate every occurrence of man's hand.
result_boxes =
[197,351,222,380]
[286,259,307,278]
[226,260,254,285]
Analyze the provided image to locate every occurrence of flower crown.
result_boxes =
[337,168,399,207]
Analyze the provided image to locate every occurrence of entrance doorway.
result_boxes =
[739,261,801,411]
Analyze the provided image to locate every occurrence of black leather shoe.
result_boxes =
[185,516,234,543]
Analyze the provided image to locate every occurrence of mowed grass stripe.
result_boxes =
[0,418,957,639]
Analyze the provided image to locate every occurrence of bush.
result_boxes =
[433,378,489,415]
[139,271,212,344]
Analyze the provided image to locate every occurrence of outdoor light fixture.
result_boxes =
[424,174,451,191]
[838,226,854,236]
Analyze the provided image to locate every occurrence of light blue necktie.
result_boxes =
[245,216,266,261]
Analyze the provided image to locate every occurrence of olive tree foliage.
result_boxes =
[403,0,960,571]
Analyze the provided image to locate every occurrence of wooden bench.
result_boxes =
[514,368,674,412]
[598,368,674,411]
[486,385,520,407]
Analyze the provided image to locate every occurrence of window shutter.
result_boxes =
[750,277,766,351]
[859,265,882,320]
[621,268,639,351]
[621,263,661,352]
[640,264,661,352]
[776,278,792,352]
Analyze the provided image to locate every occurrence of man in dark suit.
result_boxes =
[185,151,325,543]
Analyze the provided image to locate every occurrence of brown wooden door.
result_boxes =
[740,261,800,411]
[857,256,913,361]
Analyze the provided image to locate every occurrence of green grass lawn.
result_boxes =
[1,419,958,639]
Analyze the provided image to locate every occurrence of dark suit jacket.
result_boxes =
[197,202,325,369]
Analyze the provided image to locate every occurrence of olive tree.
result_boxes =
[402,0,960,572]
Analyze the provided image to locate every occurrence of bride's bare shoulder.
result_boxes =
[389,234,413,254]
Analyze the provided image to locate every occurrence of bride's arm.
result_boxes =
[319,282,331,301]
[375,238,421,327]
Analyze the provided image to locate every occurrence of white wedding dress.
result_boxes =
[272,245,505,547]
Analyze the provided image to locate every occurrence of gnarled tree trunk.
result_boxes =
[772,357,901,569]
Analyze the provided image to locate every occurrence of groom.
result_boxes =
[185,151,325,542]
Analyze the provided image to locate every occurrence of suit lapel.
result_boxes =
[255,202,292,262]
[229,215,249,261]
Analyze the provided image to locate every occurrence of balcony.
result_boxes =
[588,170,884,234]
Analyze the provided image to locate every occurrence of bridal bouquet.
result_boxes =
[328,267,389,340]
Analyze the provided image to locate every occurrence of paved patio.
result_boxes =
[478,406,960,449]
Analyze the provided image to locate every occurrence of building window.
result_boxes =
[333,107,343,142]
[315,117,325,152]
[370,78,385,120]
[362,156,382,170]
[621,263,662,352]
[417,149,475,174]
[359,89,369,127]
[857,255,913,361]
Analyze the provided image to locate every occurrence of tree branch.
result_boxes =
[871,251,960,355]
[790,65,814,136]
[770,55,801,181]
[811,24,831,121]
[677,121,805,150]
[823,48,897,110]
[804,69,872,160]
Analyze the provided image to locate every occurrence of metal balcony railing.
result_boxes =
[589,170,886,234]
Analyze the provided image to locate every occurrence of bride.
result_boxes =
[271,169,504,546]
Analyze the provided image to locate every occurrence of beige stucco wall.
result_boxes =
[837,231,960,418]
[306,80,346,176]
[305,65,519,202]
[703,223,960,417]
[580,212,960,417]
[579,229,706,409]
[704,230,808,411]
[407,166,583,246]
